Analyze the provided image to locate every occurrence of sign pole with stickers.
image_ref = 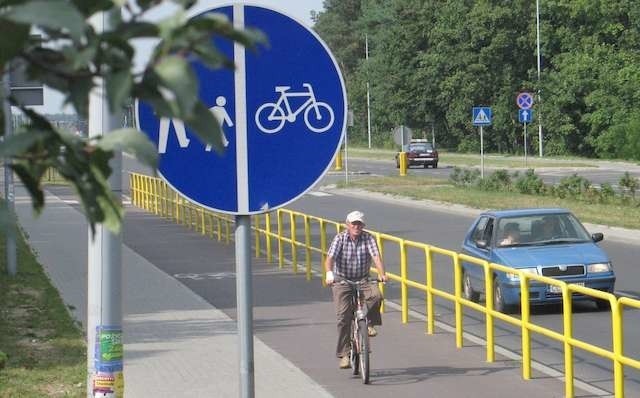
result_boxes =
[137,5,346,397]
[87,9,125,398]
[472,107,492,179]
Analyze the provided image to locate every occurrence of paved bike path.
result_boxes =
[17,184,579,397]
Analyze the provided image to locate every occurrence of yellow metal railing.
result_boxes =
[129,172,640,397]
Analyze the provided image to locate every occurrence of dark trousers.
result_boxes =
[332,281,383,358]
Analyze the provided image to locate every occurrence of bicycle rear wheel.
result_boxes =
[357,319,370,384]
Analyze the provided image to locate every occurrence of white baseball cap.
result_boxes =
[346,210,365,223]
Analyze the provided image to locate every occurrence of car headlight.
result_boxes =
[587,262,612,273]
[506,267,538,281]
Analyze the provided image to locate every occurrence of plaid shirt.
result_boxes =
[327,230,380,280]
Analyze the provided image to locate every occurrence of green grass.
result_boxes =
[0,228,86,397]
[339,175,640,230]
[346,146,604,168]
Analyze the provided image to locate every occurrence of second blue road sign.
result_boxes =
[519,109,534,124]
[137,5,347,215]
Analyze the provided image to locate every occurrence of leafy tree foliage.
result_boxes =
[314,0,640,158]
[0,0,262,233]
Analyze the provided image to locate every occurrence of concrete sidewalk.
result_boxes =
[14,185,591,397]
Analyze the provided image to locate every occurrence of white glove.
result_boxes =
[325,271,334,285]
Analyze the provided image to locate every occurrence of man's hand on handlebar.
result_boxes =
[325,271,335,285]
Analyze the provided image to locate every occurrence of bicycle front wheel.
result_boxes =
[304,102,334,133]
[357,319,370,384]
[350,320,359,375]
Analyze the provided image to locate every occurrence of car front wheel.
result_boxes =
[462,272,480,302]
[493,278,514,314]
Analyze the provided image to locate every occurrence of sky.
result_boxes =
[32,0,326,115]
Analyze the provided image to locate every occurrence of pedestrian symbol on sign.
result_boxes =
[472,107,492,126]
[474,110,489,124]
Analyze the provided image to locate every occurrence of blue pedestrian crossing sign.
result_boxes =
[472,107,492,126]
[519,109,534,124]
[136,5,346,215]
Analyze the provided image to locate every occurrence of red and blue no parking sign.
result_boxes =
[516,92,534,110]
[136,5,347,215]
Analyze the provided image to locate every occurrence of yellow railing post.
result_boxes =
[376,234,385,313]
[453,254,463,349]
[200,208,205,235]
[304,216,312,280]
[484,261,495,362]
[562,284,574,398]
[320,220,327,286]
[290,211,298,273]
[400,241,408,323]
[277,210,284,268]
[425,246,434,335]
[614,299,626,398]
[254,215,261,258]
[174,192,180,224]
[521,274,532,380]
[265,212,273,262]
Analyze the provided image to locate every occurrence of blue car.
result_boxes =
[461,208,615,312]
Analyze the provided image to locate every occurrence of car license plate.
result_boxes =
[548,282,584,293]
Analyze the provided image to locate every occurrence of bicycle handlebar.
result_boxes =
[338,277,384,286]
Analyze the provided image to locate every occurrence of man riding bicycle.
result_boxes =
[324,211,387,369]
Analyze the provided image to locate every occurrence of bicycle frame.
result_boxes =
[273,83,319,122]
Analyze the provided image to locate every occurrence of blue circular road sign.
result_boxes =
[136,5,346,215]
[516,92,534,110]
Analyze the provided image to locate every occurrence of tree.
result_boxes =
[0,0,263,233]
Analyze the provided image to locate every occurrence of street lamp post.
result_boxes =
[536,0,543,157]
[365,34,372,149]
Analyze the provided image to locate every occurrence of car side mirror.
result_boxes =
[475,240,489,249]
[592,233,604,242]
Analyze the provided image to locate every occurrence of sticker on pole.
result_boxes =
[136,5,347,215]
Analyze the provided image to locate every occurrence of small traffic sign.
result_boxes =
[136,5,346,215]
[516,92,534,110]
[472,107,492,126]
[519,109,534,124]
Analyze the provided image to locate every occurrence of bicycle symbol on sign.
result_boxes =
[255,83,335,134]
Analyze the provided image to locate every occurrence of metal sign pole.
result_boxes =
[365,34,372,149]
[235,215,255,398]
[87,9,124,398]
[524,122,528,167]
[536,0,543,157]
[344,130,349,185]
[2,70,16,276]
[480,126,484,179]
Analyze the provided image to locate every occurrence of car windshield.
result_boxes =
[495,213,591,247]
[409,143,432,152]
